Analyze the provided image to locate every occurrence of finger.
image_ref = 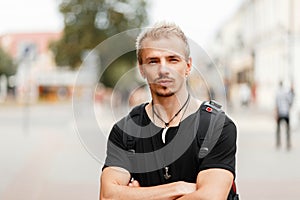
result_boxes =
[132,180,140,187]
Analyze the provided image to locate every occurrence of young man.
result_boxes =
[100,22,237,200]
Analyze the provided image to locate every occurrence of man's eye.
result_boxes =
[170,58,179,63]
[148,60,158,64]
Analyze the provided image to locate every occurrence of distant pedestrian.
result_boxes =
[275,81,294,150]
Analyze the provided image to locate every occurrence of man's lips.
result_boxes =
[155,79,173,86]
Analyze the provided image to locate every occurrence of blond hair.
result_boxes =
[136,22,190,64]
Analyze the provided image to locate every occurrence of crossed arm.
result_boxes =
[99,166,233,200]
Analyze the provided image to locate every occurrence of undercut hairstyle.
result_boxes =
[136,22,190,65]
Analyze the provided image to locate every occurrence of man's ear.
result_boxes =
[185,57,192,76]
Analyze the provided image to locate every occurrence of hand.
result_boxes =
[128,180,140,187]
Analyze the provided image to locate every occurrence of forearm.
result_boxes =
[175,169,233,200]
[175,189,226,200]
[101,181,188,200]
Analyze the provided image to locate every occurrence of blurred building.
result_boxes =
[0,32,60,61]
[209,0,300,124]
[0,32,77,102]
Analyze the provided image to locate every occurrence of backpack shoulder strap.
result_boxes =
[198,100,226,158]
[122,103,146,152]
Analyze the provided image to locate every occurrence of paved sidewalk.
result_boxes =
[0,103,101,200]
[229,105,300,200]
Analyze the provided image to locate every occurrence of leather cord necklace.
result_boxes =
[151,93,190,144]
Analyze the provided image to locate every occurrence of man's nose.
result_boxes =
[158,59,169,74]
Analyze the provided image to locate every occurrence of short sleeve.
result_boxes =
[199,116,237,178]
[102,123,131,172]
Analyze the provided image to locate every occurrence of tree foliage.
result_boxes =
[50,0,149,87]
[0,47,16,76]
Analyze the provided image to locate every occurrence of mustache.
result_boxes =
[153,76,175,83]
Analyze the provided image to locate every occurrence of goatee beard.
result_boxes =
[155,87,174,97]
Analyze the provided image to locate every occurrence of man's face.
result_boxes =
[139,36,191,97]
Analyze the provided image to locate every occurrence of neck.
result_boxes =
[152,91,190,122]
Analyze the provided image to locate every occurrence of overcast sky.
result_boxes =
[0,0,243,46]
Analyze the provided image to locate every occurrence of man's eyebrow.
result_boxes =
[145,57,159,61]
[167,55,186,61]
[168,55,181,59]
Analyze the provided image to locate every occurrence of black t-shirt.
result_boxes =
[103,102,237,187]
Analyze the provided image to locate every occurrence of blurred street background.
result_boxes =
[1,0,300,199]
[1,102,300,200]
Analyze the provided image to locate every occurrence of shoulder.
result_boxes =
[115,103,148,129]
[108,103,147,146]
[199,100,237,137]
[200,100,223,114]
[198,100,225,124]
[129,103,147,118]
